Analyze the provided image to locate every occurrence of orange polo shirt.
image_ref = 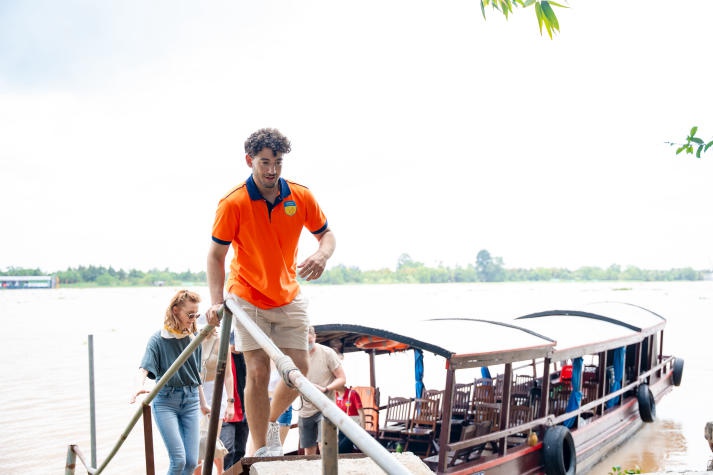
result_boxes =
[211,175,328,309]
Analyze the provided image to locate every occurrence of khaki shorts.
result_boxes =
[228,292,310,352]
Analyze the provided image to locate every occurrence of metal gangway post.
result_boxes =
[88,334,97,468]
[221,299,413,475]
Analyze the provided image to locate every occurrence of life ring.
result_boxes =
[355,336,409,352]
[672,358,684,387]
[637,384,656,423]
[543,425,576,475]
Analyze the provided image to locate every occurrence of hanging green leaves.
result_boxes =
[480,0,568,38]
[668,126,713,158]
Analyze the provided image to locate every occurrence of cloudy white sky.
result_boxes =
[1,0,712,273]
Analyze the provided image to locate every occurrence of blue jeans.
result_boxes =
[153,386,200,475]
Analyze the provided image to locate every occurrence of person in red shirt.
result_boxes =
[335,386,364,453]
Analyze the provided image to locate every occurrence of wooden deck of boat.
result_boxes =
[224,452,434,474]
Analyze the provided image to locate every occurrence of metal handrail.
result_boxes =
[223,298,412,475]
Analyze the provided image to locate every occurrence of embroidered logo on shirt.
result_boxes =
[284,200,297,216]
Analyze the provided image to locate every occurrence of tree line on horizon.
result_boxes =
[0,265,206,287]
[1,250,706,287]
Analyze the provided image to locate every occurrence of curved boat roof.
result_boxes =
[316,319,556,369]
[513,301,666,361]
[314,301,666,369]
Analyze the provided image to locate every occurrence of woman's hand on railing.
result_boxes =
[129,368,150,404]
[129,388,149,404]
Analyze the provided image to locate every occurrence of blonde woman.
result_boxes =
[130,290,210,475]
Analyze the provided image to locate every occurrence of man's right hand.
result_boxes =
[206,303,223,326]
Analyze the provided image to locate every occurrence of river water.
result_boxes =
[0,281,710,474]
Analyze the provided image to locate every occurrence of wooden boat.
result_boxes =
[313,301,684,475]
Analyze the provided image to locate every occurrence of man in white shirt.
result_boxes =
[298,326,346,455]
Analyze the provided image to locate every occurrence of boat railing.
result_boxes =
[440,354,676,461]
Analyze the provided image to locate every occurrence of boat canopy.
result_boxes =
[315,302,666,369]
[514,301,667,361]
[315,318,556,370]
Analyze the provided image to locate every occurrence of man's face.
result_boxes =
[248,147,283,190]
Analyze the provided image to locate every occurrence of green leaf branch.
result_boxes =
[480,0,569,38]
[667,126,713,158]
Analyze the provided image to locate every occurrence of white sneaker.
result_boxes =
[253,446,272,457]
[266,421,284,456]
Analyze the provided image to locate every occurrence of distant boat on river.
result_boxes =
[0,275,58,289]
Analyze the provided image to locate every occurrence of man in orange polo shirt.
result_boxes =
[206,127,336,457]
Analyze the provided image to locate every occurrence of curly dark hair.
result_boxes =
[244,128,292,157]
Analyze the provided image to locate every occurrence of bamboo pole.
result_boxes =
[202,308,233,475]
[65,444,96,475]
[64,445,77,475]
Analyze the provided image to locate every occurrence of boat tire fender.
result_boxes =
[672,358,684,387]
[543,425,576,475]
[637,384,656,423]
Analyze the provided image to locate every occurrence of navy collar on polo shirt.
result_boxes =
[245,175,290,202]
